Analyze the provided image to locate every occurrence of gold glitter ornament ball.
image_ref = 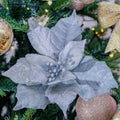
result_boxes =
[76,94,117,120]
[0,19,13,56]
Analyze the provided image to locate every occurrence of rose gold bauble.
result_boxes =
[76,94,117,120]
[0,19,13,56]
[72,0,95,11]
[72,0,84,11]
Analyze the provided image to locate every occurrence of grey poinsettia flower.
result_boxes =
[2,11,118,118]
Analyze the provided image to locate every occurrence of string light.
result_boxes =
[109,50,118,58]
[26,7,30,11]
[91,27,95,31]
[91,27,106,38]
[10,45,15,50]
[45,9,49,13]
[95,31,98,35]
[101,28,105,33]
[48,0,52,6]
[6,7,9,10]
[109,53,114,58]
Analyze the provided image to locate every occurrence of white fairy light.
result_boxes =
[4,40,18,63]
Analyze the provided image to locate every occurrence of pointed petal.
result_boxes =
[28,11,82,59]
[59,41,86,70]
[73,56,95,72]
[77,15,83,26]
[77,84,98,101]
[60,71,76,84]
[28,25,56,59]
[51,10,82,49]
[2,54,55,85]
[25,54,56,71]
[28,17,39,31]
[82,16,97,30]
[45,83,80,118]
[74,58,118,100]
[14,85,49,110]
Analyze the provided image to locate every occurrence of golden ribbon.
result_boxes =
[98,2,120,53]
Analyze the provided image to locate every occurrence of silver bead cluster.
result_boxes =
[47,62,65,82]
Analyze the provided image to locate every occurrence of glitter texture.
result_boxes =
[76,94,117,120]
[98,2,120,53]
[0,19,13,56]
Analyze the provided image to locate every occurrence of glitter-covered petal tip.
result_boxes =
[27,11,81,59]
[2,54,55,85]
[73,56,118,100]
[45,83,80,118]
[59,40,86,70]
[14,85,49,110]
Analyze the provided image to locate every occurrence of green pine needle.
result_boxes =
[0,76,17,92]
[52,0,71,11]
[21,109,36,120]
[0,89,6,97]
[0,0,8,9]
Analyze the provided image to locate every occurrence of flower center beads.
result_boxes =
[46,62,65,82]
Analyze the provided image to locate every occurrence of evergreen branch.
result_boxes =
[112,86,120,103]
[0,76,17,92]
[52,0,71,11]
[0,0,8,9]
[8,1,39,7]
[0,11,29,32]
[0,89,6,97]
[21,109,36,120]
[78,1,98,20]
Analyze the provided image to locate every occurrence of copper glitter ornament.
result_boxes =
[72,0,95,11]
[76,94,117,120]
[0,19,13,56]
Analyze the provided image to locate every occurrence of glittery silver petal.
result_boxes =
[51,10,82,49]
[28,26,56,59]
[45,83,80,118]
[59,40,86,70]
[48,71,76,85]
[25,54,56,72]
[74,57,118,100]
[28,10,81,59]
[2,54,53,85]
[28,17,39,31]
[73,56,96,72]
[14,85,49,110]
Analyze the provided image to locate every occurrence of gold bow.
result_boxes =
[98,2,120,53]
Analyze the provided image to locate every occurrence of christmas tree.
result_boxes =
[0,0,120,120]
